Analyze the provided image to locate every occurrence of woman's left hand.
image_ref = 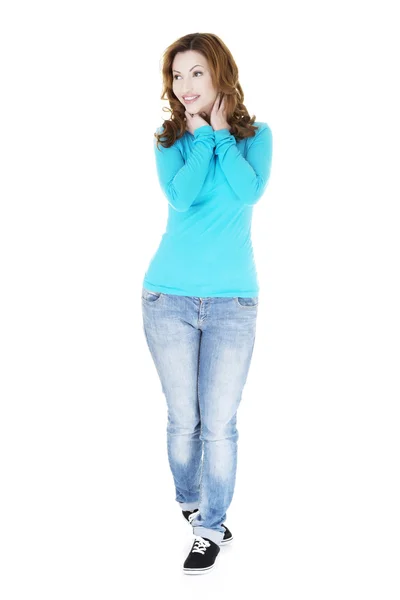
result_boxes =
[210,93,231,132]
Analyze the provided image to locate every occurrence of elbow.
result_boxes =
[167,200,189,212]
[243,176,270,206]
[165,185,191,212]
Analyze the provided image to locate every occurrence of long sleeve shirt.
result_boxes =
[142,121,273,297]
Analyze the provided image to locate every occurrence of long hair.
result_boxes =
[155,33,259,150]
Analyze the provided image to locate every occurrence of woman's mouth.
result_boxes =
[183,95,200,104]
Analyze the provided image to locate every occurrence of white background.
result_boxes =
[1,1,399,597]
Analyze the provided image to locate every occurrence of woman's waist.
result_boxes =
[159,232,254,255]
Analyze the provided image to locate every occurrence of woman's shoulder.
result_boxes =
[154,124,183,149]
[247,121,272,147]
[253,121,272,135]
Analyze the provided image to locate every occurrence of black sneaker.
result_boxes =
[182,509,234,545]
[182,508,200,523]
[183,536,221,574]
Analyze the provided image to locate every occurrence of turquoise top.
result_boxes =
[142,122,273,297]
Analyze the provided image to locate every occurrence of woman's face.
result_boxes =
[172,50,218,117]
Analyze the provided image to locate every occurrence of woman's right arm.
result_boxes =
[153,125,215,212]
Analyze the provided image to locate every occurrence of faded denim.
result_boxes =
[141,287,258,545]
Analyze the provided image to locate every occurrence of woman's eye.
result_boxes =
[173,71,203,80]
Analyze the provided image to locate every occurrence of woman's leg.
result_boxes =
[141,288,202,509]
[189,296,258,545]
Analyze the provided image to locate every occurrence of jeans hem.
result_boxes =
[192,526,224,545]
[178,501,200,511]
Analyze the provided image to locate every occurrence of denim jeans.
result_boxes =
[141,287,258,545]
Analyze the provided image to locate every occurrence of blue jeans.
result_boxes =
[141,287,258,545]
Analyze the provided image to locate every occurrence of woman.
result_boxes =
[141,32,273,575]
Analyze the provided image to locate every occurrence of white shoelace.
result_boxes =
[191,536,210,554]
[188,511,199,524]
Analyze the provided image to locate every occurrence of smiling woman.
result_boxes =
[172,55,214,118]
[141,31,273,576]
[154,32,263,148]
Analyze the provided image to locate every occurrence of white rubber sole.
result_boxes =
[219,535,233,545]
[183,564,216,574]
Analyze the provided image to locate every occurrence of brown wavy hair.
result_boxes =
[155,32,259,150]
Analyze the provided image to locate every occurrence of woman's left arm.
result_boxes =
[214,123,273,206]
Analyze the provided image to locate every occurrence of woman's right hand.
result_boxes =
[185,110,209,135]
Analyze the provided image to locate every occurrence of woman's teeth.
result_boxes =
[183,96,199,103]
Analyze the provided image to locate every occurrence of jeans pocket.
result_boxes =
[235,296,258,308]
[142,288,163,303]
